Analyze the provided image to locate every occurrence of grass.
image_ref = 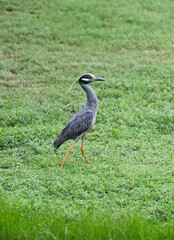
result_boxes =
[0,0,174,239]
[1,196,174,240]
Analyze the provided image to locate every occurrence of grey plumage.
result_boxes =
[53,109,95,149]
[53,73,105,168]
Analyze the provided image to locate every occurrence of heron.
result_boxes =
[53,73,105,168]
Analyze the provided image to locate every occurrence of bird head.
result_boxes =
[79,73,105,84]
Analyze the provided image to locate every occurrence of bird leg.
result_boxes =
[60,142,76,169]
[80,136,89,164]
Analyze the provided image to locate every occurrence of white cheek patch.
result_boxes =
[82,78,91,82]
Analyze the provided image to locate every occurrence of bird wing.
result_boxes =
[53,109,95,149]
[63,109,95,139]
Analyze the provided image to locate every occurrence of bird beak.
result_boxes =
[94,77,105,82]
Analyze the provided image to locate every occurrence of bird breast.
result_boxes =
[90,109,97,128]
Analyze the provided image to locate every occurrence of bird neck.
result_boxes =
[80,83,98,105]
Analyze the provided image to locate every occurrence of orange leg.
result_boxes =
[80,136,89,164]
[60,142,76,169]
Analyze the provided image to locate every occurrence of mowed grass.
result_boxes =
[0,0,174,239]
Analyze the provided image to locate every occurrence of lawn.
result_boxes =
[0,0,174,239]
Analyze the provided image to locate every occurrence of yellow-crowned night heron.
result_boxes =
[53,73,105,168]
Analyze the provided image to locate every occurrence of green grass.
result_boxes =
[1,196,174,240]
[0,0,174,239]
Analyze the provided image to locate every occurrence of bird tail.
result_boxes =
[53,136,64,150]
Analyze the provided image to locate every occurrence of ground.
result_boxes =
[0,0,174,239]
